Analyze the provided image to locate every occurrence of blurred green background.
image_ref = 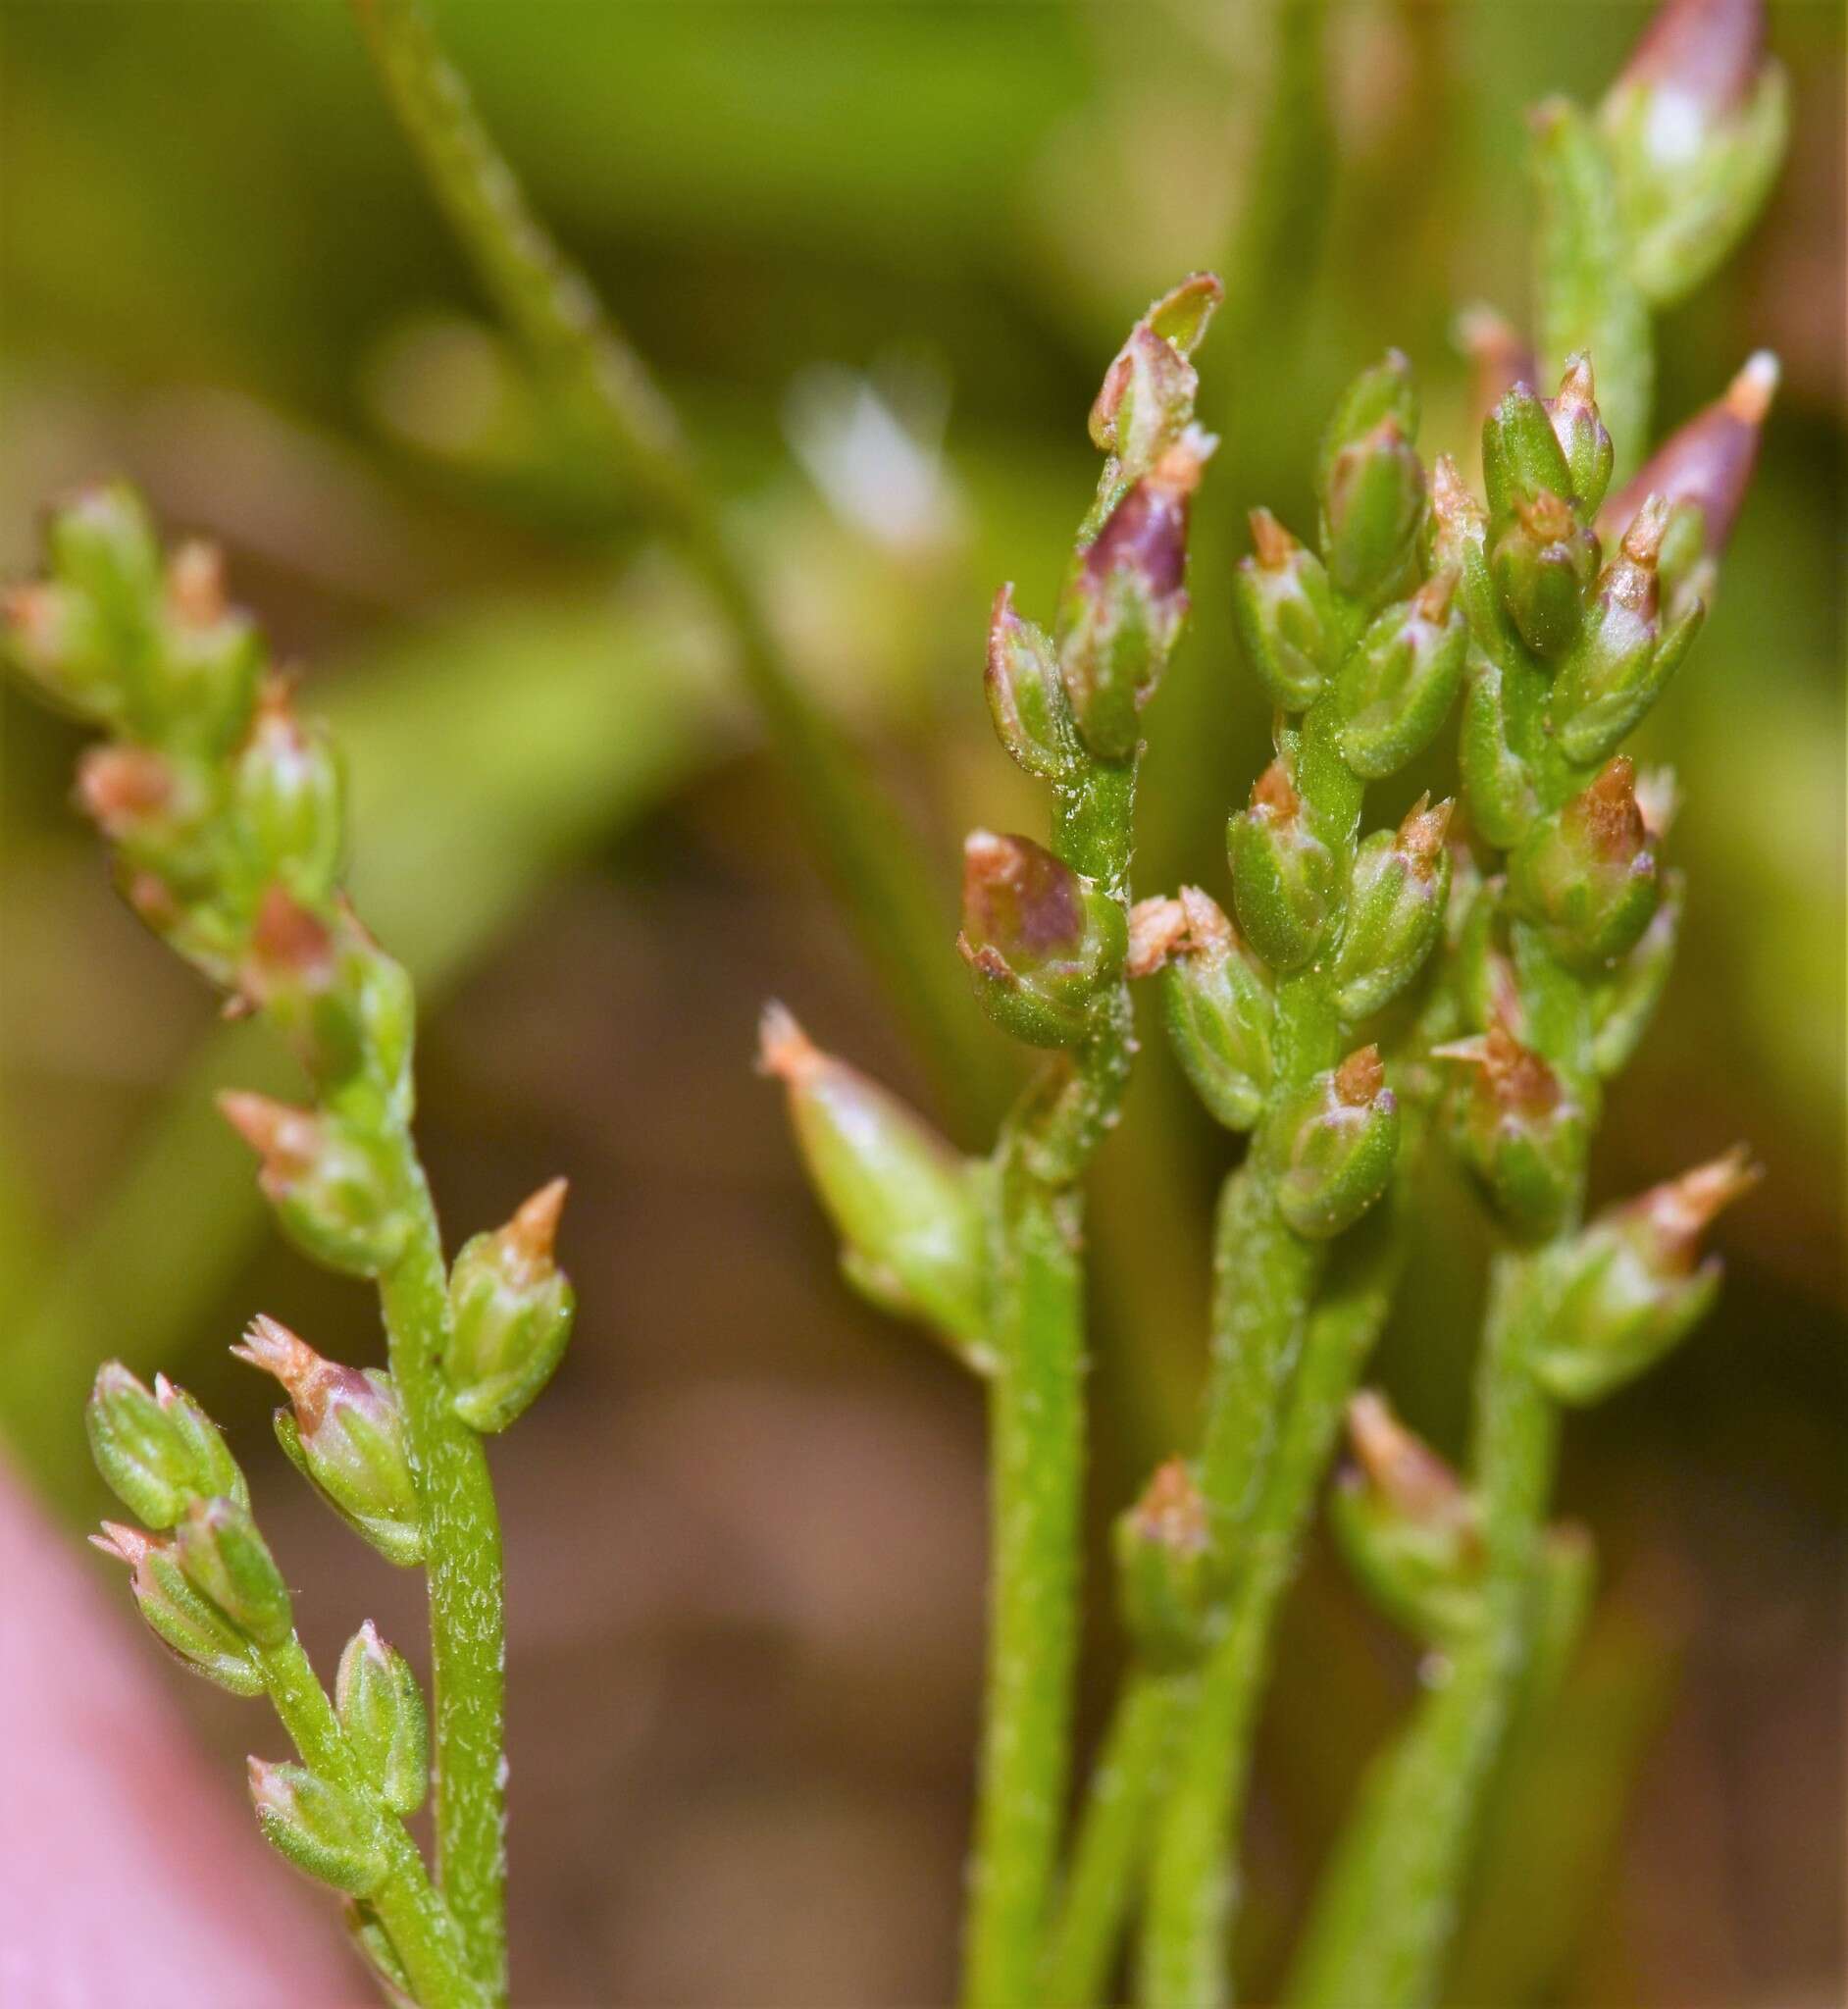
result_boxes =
[1,2,1841,2003]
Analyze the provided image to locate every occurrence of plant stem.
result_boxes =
[375,1133,508,2002]
[346,0,992,1127]
[258,1634,485,2009]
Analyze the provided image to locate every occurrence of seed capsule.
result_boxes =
[443,1181,578,1433]
[956,831,1126,1047]
[1228,761,1337,974]
[1264,1047,1401,1241]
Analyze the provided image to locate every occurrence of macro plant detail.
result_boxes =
[3,490,578,2009]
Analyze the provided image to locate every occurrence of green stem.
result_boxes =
[257,1635,485,2009]
[378,1135,508,2002]
[1043,1671,1192,2009]
[346,0,992,1127]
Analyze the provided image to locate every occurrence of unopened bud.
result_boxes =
[1114,1459,1213,1670]
[86,1362,244,1530]
[1334,798,1455,1020]
[956,831,1125,1047]
[1600,0,1787,307]
[233,682,344,902]
[985,584,1081,780]
[218,1091,408,1276]
[1231,509,1339,711]
[176,1496,293,1649]
[1545,354,1616,515]
[91,1522,263,1695]
[1512,757,1661,970]
[1263,1047,1400,1241]
[1330,1392,1483,1642]
[1554,498,1706,765]
[248,1759,386,1896]
[1089,273,1222,477]
[1437,1026,1587,1238]
[1130,887,1274,1131]
[335,1623,429,1817]
[1490,489,1598,660]
[443,1180,577,1433]
[759,1005,989,1359]
[1059,431,1211,759]
[1336,571,1467,779]
[233,1316,423,1566]
[1534,1147,1759,1401]
[1228,761,1337,973]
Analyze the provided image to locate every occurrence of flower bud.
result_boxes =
[91,1522,264,1695]
[1545,355,1616,516]
[1114,1459,1213,1671]
[1458,659,1538,849]
[1231,509,1339,712]
[176,1496,293,1649]
[1437,1026,1587,1239]
[1533,1147,1759,1402]
[1128,887,1273,1131]
[1321,415,1425,604]
[1553,498,1706,765]
[233,1316,424,1566]
[232,680,344,902]
[1089,273,1222,477]
[86,1362,244,1530]
[1333,798,1455,1021]
[1329,1392,1483,1643]
[759,1005,989,1359]
[1489,490,1598,660]
[1591,869,1683,1079]
[1600,0,1787,307]
[1058,431,1210,759]
[218,1091,409,1276]
[1263,1047,1400,1241]
[956,831,1125,1047]
[335,1623,429,1818]
[1482,381,1577,522]
[1336,571,1467,779]
[985,585,1081,780]
[248,1759,386,1896]
[443,1181,578,1433]
[1511,757,1661,970]
[1228,761,1337,973]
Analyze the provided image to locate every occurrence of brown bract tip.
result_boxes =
[506,1177,568,1269]
[167,541,227,629]
[756,1001,822,1085]
[1126,897,1190,980]
[1335,1046,1386,1108]
[1252,759,1300,820]
[1347,1391,1468,1525]
[1248,506,1300,571]
[1132,1458,1209,1553]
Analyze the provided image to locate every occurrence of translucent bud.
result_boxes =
[336,1623,429,1817]
[1231,509,1339,711]
[1458,659,1538,849]
[443,1180,578,1433]
[248,1759,386,1897]
[86,1362,245,1530]
[1263,1047,1401,1241]
[759,1005,990,1362]
[218,1091,409,1277]
[1511,757,1661,971]
[233,1316,424,1567]
[1545,355,1616,516]
[1128,887,1273,1131]
[1533,1147,1759,1402]
[985,585,1081,780]
[1590,869,1684,1079]
[90,1523,264,1695]
[1600,0,1788,307]
[176,1496,293,1649]
[1489,490,1598,660]
[1333,798,1455,1021]
[1089,272,1222,478]
[956,832,1126,1048]
[1114,1459,1213,1671]
[1321,415,1425,604]
[1329,1392,1484,1643]
[1554,498,1706,765]
[1437,1026,1587,1239]
[232,680,345,902]
[1336,571,1468,779]
[1228,761,1337,973]
[1059,431,1211,759]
